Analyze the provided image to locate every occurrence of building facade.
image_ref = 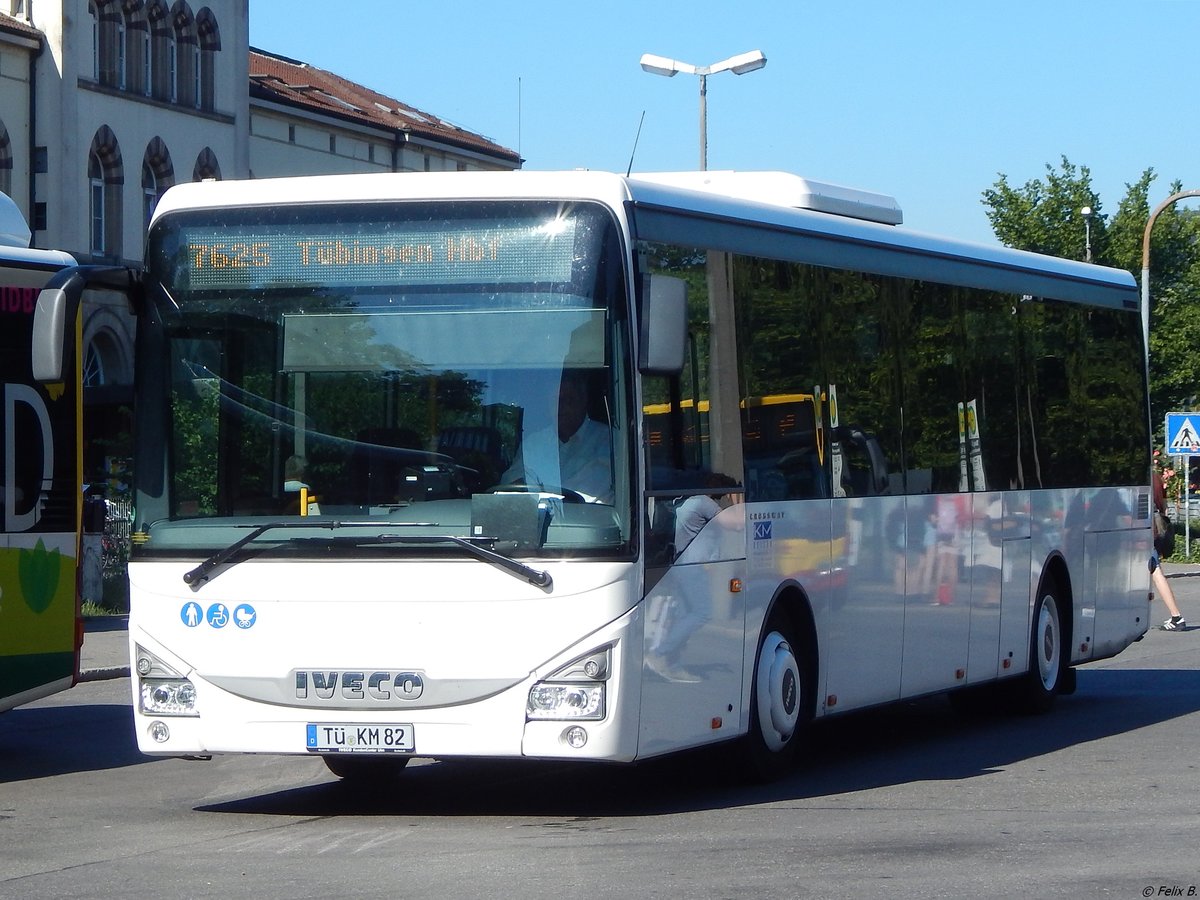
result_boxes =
[0,0,518,526]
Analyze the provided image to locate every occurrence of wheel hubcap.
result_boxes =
[756,631,801,751]
[1037,596,1060,690]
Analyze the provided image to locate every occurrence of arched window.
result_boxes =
[147,1,171,102]
[116,13,127,89]
[83,338,107,387]
[82,312,133,388]
[88,127,123,259]
[89,151,106,255]
[90,1,100,81]
[122,1,151,96]
[92,0,125,88]
[196,7,220,112]
[142,137,174,228]
[170,1,196,107]
[192,147,220,182]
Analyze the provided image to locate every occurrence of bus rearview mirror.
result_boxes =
[639,274,687,375]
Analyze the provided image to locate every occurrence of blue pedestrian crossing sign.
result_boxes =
[1166,412,1200,455]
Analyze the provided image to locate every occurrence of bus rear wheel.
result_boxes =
[743,609,808,780]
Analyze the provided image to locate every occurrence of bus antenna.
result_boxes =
[626,111,645,177]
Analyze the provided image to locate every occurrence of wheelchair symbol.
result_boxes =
[206,603,229,628]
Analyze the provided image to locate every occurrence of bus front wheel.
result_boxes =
[743,610,807,780]
[1017,584,1066,713]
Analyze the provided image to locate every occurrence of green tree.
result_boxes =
[982,156,1104,262]
[982,158,1200,437]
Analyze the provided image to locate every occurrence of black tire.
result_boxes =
[1016,583,1066,713]
[742,608,809,781]
[322,754,410,782]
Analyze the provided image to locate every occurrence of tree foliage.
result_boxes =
[982,157,1200,438]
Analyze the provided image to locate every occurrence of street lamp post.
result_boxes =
[1140,189,1200,363]
[639,50,767,171]
[1143,190,1200,555]
[1081,206,1093,263]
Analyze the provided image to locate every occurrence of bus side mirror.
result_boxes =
[32,266,141,383]
[639,274,687,375]
[32,284,79,383]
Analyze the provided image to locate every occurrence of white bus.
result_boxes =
[33,170,1152,780]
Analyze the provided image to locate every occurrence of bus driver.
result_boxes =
[502,369,614,504]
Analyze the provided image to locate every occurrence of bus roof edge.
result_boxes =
[629,171,903,226]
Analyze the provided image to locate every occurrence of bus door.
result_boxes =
[638,257,747,758]
[824,398,906,711]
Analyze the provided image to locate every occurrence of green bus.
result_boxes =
[0,192,82,713]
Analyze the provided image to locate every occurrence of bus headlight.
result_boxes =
[526,645,610,721]
[140,679,198,716]
[527,683,605,720]
[136,644,198,716]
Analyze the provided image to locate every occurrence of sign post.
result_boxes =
[1164,413,1200,556]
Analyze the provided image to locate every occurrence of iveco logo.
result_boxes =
[294,670,425,702]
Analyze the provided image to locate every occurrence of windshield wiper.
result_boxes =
[374,534,552,589]
[183,520,326,586]
[182,521,551,589]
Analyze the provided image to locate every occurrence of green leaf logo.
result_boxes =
[19,539,62,614]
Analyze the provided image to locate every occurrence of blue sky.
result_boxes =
[249,0,1200,248]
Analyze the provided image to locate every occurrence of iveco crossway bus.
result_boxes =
[32,170,1152,780]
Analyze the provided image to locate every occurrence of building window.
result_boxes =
[192,44,201,108]
[92,0,126,88]
[288,125,296,143]
[148,1,171,101]
[121,6,150,97]
[168,35,177,102]
[89,152,106,255]
[91,2,100,81]
[88,126,123,260]
[142,138,175,229]
[193,147,220,182]
[116,16,126,89]
[142,28,152,96]
[196,8,221,113]
[170,4,197,107]
[83,341,106,387]
[329,134,336,154]
[142,163,156,228]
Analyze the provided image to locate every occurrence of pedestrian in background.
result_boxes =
[1153,468,1187,631]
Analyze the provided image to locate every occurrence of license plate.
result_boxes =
[306,723,415,753]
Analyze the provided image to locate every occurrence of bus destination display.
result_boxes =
[176,219,577,291]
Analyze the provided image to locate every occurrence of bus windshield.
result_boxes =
[142,200,633,557]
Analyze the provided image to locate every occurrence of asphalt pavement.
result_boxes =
[79,614,130,682]
[78,562,1200,682]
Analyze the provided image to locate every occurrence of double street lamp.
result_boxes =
[639,50,767,171]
